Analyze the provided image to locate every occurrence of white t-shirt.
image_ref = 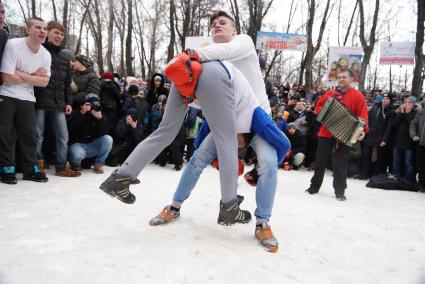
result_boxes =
[197,34,270,114]
[190,60,259,133]
[0,37,52,102]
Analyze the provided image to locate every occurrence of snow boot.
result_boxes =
[217,197,251,225]
[99,169,136,204]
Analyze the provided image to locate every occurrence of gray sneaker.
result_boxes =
[99,169,136,204]
[217,198,251,226]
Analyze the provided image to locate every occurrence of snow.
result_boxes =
[0,165,424,284]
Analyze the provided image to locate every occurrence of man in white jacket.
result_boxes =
[151,11,280,252]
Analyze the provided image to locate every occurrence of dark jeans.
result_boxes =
[417,145,425,188]
[310,137,351,196]
[0,96,37,174]
[392,147,415,183]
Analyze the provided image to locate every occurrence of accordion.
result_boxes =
[316,97,366,147]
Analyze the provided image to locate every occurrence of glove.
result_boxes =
[244,167,259,187]
[185,48,199,62]
[210,158,244,177]
[164,52,202,101]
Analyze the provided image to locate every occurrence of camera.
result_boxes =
[131,115,137,121]
[91,101,101,112]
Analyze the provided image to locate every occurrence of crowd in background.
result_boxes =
[0,13,424,193]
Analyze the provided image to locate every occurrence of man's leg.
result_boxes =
[308,137,334,193]
[16,101,38,175]
[35,109,46,161]
[194,61,238,206]
[69,143,88,168]
[0,97,18,184]
[116,85,187,179]
[172,133,217,205]
[52,111,70,172]
[83,135,113,166]
[331,143,351,199]
[250,135,278,223]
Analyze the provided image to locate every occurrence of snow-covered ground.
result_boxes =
[0,164,424,284]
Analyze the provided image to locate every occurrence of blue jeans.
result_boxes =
[69,135,113,166]
[173,133,278,223]
[392,147,415,182]
[35,109,69,171]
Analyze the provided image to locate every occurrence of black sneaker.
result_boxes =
[336,194,346,201]
[305,186,319,194]
[419,187,425,193]
[99,169,136,204]
[1,166,17,185]
[217,198,251,226]
[173,165,182,171]
[23,165,48,182]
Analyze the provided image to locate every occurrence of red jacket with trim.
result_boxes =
[315,87,369,138]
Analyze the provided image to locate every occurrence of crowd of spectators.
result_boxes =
[1,13,424,193]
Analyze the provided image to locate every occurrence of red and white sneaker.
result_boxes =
[255,223,278,253]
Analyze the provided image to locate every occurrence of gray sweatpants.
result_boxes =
[117,61,238,205]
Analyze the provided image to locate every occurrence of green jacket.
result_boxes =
[71,65,100,107]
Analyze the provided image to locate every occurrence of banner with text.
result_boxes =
[256,32,307,51]
[326,46,364,87]
[379,42,415,65]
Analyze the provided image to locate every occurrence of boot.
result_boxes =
[99,169,136,204]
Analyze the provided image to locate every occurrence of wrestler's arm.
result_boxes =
[196,34,255,62]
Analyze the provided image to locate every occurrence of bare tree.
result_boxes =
[358,0,379,91]
[304,0,333,89]
[75,0,92,55]
[229,0,241,34]
[247,0,274,44]
[134,0,147,78]
[106,0,114,71]
[31,0,36,17]
[125,0,134,76]
[167,0,177,62]
[51,0,58,21]
[62,0,69,48]
[412,0,425,97]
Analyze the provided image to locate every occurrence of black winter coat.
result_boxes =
[383,111,416,150]
[285,129,307,155]
[363,104,394,147]
[34,41,73,111]
[68,110,109,144]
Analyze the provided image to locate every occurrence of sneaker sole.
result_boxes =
[255,236,278,253]
[99,185,135,205]
[149,216,179,226]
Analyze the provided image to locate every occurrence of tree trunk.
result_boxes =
[62,0,69,48]
[125,0,134,76]
[51,0,58,21]
[106,0,114,71]
[412,0,425,97]
[31,0,36,17]
[167,0,176,62]
[358,0,380,91]
[304,0,332,89]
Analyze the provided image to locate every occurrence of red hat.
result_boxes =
[102,71,114,80]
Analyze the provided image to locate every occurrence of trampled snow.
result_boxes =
[0,165,424,284]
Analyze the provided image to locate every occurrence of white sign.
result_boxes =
[380,42,415,65]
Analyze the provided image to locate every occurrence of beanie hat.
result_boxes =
[125,108,138,117]
[85,93,100,103]
[73,55,90,67]
[127,85,139,95]
[154,75,162,81]
[404,96,416,104]
[382,93,392,101]
[287,122,296,129]
[102,71,114,81]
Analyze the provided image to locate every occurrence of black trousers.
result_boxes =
[417,145,425,188]
[310,137,351,195]
[360,145,392,177]
[0,96,37,174]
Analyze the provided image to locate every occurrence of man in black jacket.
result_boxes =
[68,94,112,174]
[284,123,307,169]
[358,93,394,179]
[34,21,80,177]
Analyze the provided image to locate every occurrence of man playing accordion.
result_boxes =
[306,69,368,201]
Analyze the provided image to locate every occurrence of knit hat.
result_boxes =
[125,108,138,117]
[287,123,296,129]
[85,93,100,103]
[404,96,416,103]
[154,75,162,81]
[382,93,392,101]
[102,71,114,81]
[73,55,90,67]
[127,85,139,95]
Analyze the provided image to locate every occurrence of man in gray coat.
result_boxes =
[410,99,425,192]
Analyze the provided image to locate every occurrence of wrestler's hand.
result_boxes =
[185,48,199,61]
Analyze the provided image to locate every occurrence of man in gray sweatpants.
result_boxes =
[100,60,249,223]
